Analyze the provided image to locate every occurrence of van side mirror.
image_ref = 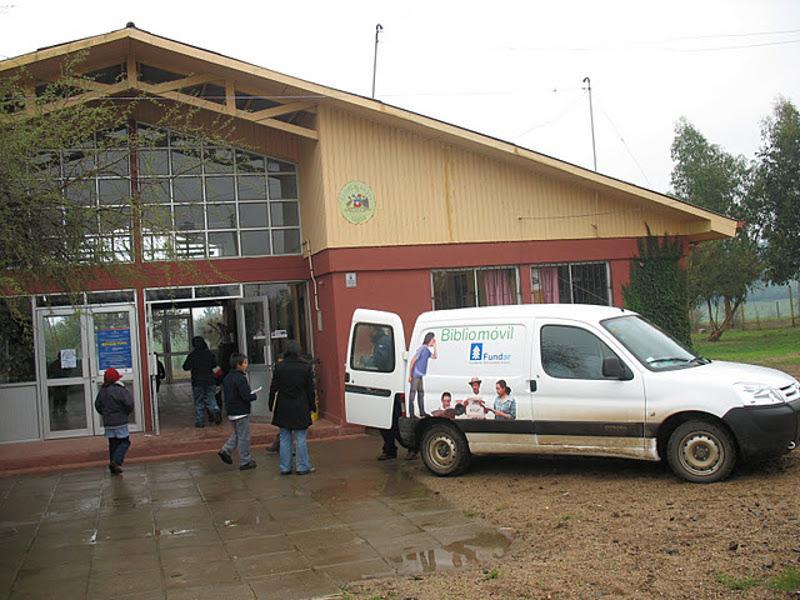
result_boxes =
[602,356,629,380]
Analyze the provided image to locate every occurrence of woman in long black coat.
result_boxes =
[268,340,316,475]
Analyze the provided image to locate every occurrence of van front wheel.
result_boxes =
[667,420,736,483]
[420,422,471,477]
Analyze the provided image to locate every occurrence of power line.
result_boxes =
[596,102,652,187]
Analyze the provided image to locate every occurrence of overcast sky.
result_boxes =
[1,0,798,193]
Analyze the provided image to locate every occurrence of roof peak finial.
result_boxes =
[126,21,136,28]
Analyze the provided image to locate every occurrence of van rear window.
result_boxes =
[350,323,395,373]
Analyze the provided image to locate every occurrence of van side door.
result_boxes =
[533,319,647,457]
[344,309,406,429]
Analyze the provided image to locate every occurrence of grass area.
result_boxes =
[693,326,800,374]
[715,573,761,591]
[714,568,800,594]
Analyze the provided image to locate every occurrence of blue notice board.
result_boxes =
[96,328,132,370]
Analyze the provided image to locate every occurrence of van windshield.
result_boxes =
[601,315,704,371]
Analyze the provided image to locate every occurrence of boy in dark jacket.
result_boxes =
[269,341,316,475]
[94,367,134,475]
[183,336,222,427]
[218,353,259,470]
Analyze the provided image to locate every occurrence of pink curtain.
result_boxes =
[483,270,514,305]
[538,267,560,303]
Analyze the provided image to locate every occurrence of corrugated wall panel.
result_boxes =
[319,106,702,249]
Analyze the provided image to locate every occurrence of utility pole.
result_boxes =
[582,76,597,171]
[371,24,383,99]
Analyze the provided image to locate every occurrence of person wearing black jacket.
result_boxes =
[183,336,222,427]
[94,367,134,475]
[218,353,258,470]
[268,341,315,475]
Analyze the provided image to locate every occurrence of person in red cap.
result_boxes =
[94,367,134,475]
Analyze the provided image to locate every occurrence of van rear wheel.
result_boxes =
[667,419,736,483]
[420,422,471,477]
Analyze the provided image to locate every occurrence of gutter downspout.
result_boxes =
[304,239,322,331]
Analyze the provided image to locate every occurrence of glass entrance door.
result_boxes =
[40,310,92,438]
[87,306,142,433]
[152,312,193,383]
[38,304,141,438]
[236,299,272,417]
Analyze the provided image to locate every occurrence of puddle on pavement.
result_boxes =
[154,528,199,537]
[310,472,433,504]
[385,530,513,573]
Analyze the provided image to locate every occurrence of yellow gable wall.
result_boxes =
[317,105,703,249]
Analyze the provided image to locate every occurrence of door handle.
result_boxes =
[344,372,350,383]
[529,380,537,393]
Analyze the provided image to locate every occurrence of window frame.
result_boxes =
[349,322,396,374]
[430,266,521,310]
[531,261,612,306]
[539,323,628,381]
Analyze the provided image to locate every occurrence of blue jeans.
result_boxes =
[279,428,311,473]
[221,417,252,466]
[193,384,219,425]
[108,437,131,465]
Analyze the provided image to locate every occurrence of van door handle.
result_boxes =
[529,380,537,393]
[344,372,350,383]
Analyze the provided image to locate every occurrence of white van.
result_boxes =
[344,305,800,483]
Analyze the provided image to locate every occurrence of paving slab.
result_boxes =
[0,434,511,599]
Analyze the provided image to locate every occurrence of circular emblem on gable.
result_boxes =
[338,181,376,224]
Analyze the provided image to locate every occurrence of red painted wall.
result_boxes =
[309,237,644,424]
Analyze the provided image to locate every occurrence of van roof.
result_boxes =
[417,303,633,325]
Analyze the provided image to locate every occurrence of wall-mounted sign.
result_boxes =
[96,328,132,371]
[270,329,288,339]
[345,272,357,288]
[338,181,376,224]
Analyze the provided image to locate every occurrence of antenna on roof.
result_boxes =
[371,24,383,99]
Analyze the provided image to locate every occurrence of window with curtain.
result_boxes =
[531,262,611,305]
[433,267,519,310]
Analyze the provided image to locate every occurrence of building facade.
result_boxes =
[0,26,736,443]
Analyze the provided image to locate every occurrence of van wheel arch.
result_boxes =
[418,419,472,477]
[656,411,740,461]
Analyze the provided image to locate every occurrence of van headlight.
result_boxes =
[733,383,785,407]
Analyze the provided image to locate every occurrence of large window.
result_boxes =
[432,267,519,310]
[531,262,611,305]
[46,126,133,261]
[137,123,301,260]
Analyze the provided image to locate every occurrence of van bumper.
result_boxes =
[398,416,419,450]
[723,399,800,461]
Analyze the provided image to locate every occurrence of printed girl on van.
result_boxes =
[431,392,458,419]
[408,332,438,417]
[94,367,134,475]
[493,380,516,420]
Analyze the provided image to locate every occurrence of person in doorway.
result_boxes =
[155,354,166,393]
[218,353,258,470]
[493,380,517,420]
[94,367,134,475]
[183,336,222,427]
[408,332,438,417]
[268,340,316,475]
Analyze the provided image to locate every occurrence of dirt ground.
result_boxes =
[350,448,800,599]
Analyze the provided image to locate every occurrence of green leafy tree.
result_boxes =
[748,98,800,285]
[623,228,692,348]
[670,119,761,341]
[0,58,234,317]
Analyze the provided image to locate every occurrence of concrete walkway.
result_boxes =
[0,435,511,600]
